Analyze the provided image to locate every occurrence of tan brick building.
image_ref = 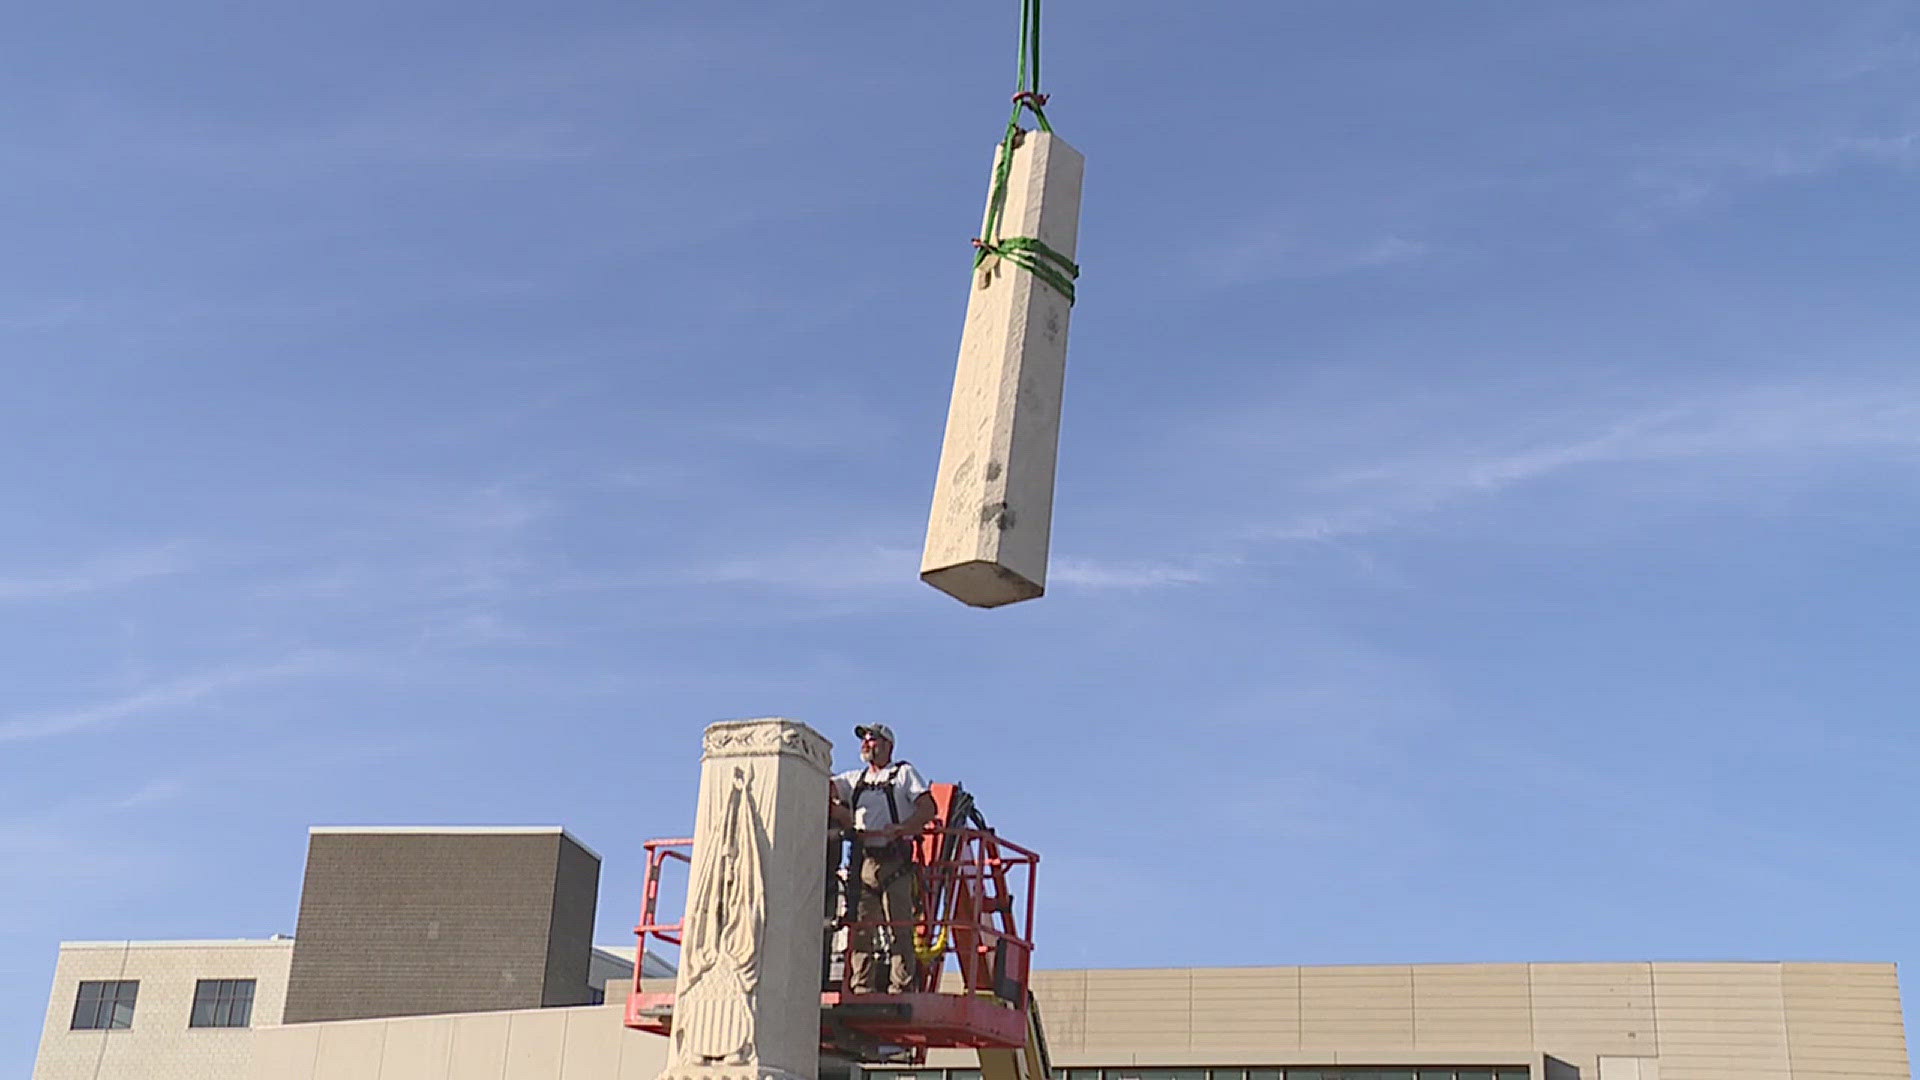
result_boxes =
[32,938,294,1080]
[30,825,1911,1079]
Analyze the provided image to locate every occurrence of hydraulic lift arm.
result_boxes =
[978,992,1051,1080]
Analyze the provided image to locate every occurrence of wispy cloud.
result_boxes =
[1050,556,1220,590]
[1195,216,1434,285]
[0,778,193,926]
[0,544,194,601]
[0,655,329,744]
[1628,124,1920,217]
[1249,381,1920,544]
[560,541,916,594]
[1617,14,1920,221]
[558,544,1227,597]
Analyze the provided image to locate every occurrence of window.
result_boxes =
[1294,1071,1525,1080]
[860,1069,1524,1080]
[71,981,139,1030]
[1044,1060,1520,1068]
[189,979,255,1028]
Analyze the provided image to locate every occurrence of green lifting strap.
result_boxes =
[972,0,1081,305]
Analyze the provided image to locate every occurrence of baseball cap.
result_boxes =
[854,723,896,744]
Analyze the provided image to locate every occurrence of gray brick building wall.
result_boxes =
[282,827,600,1023]
[543,831,602,1007]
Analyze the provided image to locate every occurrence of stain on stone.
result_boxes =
[985,461,1003,481]
[980,502,1015,530]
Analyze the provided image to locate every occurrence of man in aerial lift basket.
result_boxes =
[829,723,937,994]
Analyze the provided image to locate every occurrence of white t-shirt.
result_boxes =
[832,761,931,846]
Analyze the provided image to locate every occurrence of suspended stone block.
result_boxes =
[922,130,1085,608]
[657,718,832,1080]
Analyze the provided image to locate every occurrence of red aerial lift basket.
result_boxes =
[624,783,1039,1062]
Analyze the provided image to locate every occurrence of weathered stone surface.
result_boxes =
[922,130,1085,608]
[656,719,831,1080]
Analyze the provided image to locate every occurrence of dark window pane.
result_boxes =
[1495,1072,1528,1080]
[948,1071,982,1080]
[189,978,255,1028]
[1457,1072,1494,1080]
[73,981,138,1030]
[1419,1072,1455,1080]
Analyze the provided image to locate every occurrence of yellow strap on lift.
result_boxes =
[913,925,952,963]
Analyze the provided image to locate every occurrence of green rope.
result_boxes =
[972,0,1080,305]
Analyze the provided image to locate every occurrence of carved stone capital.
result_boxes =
[701,718,832,775]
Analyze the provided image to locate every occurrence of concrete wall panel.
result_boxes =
[559,1005,627,1080]
[375,1016,454,1079]
[504,1009,568,1080]
[449,1012,513,1078]
[312,1021,387,1080]
[1530,961,1657,1068]
[1032,969,1090,1052]
[1648,963,1789,1080]
[1189,967,1301,1051]
[1413,964,1530,1049]
[1782,962,1909,1078]
[1080,970,1192,1052]
[249,1024,320,1080]
[617,1027,671,1080]
[1300,966,1415,1049]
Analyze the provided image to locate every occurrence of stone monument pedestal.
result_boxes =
[657,718,832,1080]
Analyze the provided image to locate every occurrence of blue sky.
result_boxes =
[6,0,1920,1071]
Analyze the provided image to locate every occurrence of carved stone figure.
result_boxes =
[675,766,768,1065]
[659,719,830,1080]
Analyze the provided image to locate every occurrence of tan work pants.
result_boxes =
[848,851,917,994]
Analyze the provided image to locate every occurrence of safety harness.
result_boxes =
[840,756,923,979]
[850,761,911,831]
